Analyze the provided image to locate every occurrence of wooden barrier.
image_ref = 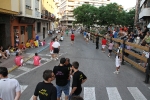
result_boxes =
[90,33,149,73]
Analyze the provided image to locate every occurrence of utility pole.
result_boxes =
[134,0,140,26]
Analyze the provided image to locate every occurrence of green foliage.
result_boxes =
[73,3,135,27]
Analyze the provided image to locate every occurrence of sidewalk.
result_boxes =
[0,36,53,73]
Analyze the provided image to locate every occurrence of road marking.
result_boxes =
[106,87,122,100]
[41,58,50,61]
[127,87,147,100]
[18,66,32,72]
[84,87,96,100]
[26,60,33,64]
[14,52,66,79]
[8,74,15,78]
[20,85,28,93]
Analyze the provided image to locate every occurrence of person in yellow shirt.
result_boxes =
[34,39,38,47]
[26,40,31,48]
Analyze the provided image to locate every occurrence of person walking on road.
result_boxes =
[83,31,86,41]
[71,33,75,44]
[33,70,57,100]
[50,38,55,60]
[53,58,70,100]
[101,37,107,52]
[108,40,114,57]
[96,34,99,49]
[52,39,60,60]
[0,67,21,100]
[114,53,122,74]
[69,61,87,100]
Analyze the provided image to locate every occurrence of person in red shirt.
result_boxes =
[101,37,107,52]
[70,33,75,44]
[14,52,24,66]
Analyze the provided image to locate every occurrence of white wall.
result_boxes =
[11,0,19,12]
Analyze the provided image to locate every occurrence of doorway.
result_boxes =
[27,25,33,40]
[0,24,6,47]
[20,26,25,43]
[43,27,45,39]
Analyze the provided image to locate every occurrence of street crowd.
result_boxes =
[0,29,87,100]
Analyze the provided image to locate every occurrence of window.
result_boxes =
[37,22,41,32]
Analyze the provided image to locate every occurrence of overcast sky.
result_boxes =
[111,0,136,9]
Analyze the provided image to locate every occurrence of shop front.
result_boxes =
[11,17,35,46]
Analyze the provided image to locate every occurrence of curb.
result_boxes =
[8,45,49,73]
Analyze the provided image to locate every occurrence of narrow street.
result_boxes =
[9,32,150,100]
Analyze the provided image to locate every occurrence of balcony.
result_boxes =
[139,8,150,19]
[68,0,74,2]
[140,0,146,7]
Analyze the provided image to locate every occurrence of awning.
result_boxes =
[0,8,18,15]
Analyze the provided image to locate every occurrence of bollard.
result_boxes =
[144,47,150,84]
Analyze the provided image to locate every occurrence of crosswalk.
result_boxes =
[19,85,150,100]
[8,52,67,79]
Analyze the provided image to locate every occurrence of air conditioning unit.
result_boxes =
[18,11,22,15]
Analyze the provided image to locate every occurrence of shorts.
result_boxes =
[56,83,69,98]
[54,48,59,54]
[108,49,112,53]
[71,39,74,41]
[102,45,106,49]
[50,50,53,54]
[84,35,86,38]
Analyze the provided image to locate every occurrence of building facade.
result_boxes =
[0,0,19,48]
[138,0,150,28]
[59,0,110,28]
[10,0,58,46]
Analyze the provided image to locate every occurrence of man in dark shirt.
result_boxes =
[33,70,57,100]
[95,34,99,49]
[69,61,87,100]
[53,58,70,100]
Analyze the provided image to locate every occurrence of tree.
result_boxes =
[73,4,98,28]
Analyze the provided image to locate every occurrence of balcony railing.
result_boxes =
[139,8,150,19]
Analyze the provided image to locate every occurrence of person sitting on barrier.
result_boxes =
[15,52,24,67]
[139,43,150,68]
[33,53,41,66]
[141,31,150,46]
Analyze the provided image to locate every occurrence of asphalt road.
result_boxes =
[10,32,150,100]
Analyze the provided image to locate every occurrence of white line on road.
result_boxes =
[127,87,147,100]
[18,66,32,72]
[41,58,50,61]
[26,60,33,64]
[84,87,96,100]
[8,74,15,78]
[106,87,122,100]
[20,85,28,93]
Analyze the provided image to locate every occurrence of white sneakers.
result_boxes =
[113,70,120,74]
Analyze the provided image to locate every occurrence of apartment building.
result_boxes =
[9,0,58,46]
[138,0,150,28]
[0,0,19,48]
[59,0,110,28]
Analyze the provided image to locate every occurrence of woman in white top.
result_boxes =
[114,53,122,74]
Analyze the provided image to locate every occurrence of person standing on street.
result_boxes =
[52,39,60,60]
[35,34,39,47]
[101,37,107,52]
[33,70,57,100]
[71,33,75,44]
[69,61,87,99]
[108,40,114,57]
[53,58,70,100]
[96,34,99,49]
[114,53,122,74]
[0,67,21,100]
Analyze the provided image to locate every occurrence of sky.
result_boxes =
[111,0,136,9]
